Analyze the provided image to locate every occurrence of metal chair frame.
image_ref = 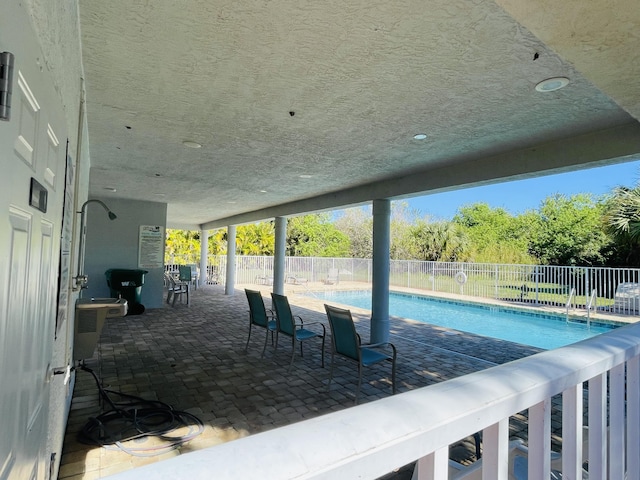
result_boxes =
[244,289,277,356]
[271,293,325,370]
[324,303,397,404]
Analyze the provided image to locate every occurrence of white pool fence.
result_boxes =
[165,256,640,316]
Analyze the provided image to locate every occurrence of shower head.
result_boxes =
[74,199,118,290]
[79,199,117,220]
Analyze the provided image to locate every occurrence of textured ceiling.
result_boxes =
[79,0,640,229]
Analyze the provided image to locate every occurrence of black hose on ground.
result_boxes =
[77,364,205,457]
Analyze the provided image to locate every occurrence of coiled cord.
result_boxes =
[77,365,205,457]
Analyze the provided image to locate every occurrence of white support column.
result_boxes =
[225,225,236,296]
[199,228,208,287]
[371,199,390,344]
[273,217,287,295]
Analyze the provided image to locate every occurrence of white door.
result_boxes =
[0,4,67,479]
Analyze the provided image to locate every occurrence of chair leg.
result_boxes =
[172,290,178,307]
[327,351,335,392]
[244,324,252,352]
[391,357,397,394]
[355,364,363,405]
[166,289,172,304]
[288,337,296,370]
[261,328,269,357]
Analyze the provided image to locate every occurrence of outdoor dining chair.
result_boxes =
[324,303,397,404]
[270,293,325,370]
[164,272,189,307]
[244,289,277,356]
[179,264,198,290]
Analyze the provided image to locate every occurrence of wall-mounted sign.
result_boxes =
[138,225,164,268]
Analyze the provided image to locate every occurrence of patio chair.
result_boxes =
[179,264,198,290]
[164,272,189,307]
[244,289,277,356]
[270,293,325,370]
[324,304,397,404]
[322,268,339,285]
[285,274,308,285]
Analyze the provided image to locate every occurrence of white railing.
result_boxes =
[167,256,640,317]
[107,321,640,480]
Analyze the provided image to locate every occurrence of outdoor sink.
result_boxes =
[76,297,128,317]
[74,297,128,360]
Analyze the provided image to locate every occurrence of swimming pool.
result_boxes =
[309,290,618,349]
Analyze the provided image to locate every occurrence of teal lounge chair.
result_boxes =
[324,304,397,404]
[244,289,277,356]
[270,293,325,369]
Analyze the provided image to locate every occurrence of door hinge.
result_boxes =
[1,51,15,121]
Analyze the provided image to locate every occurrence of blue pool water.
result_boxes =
[310,290,617,349]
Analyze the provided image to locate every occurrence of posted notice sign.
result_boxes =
[138,225,164,268]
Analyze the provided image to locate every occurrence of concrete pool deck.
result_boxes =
[58,281,633,479]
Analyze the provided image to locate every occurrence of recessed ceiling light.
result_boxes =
[535,77,570,92]
[259,190,267,193]
[182,140,202,149]
[103,187,117,192]
[227,201,237,204]
[413,133,427,140]
[299,174,313,179]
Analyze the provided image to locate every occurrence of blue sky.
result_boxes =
[405,159,640,220]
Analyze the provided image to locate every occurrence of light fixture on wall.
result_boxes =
[73,200,118,291]
[0,51,15,121]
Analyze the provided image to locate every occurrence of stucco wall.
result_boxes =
[83,197,167,310]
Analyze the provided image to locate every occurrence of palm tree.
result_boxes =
[409,220,468,262]
[606,186,640,240]
[605,186,640,266]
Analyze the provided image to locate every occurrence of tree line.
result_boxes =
[165,184,640,267]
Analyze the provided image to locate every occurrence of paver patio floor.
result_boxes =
[59,283,562,479]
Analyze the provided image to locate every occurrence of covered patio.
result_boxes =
[58,284,548,479]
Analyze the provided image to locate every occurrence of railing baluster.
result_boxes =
[628,355,640,480]
[562,384,583,479]
[412,447,448,480]
[528,399,552,479]
[610,363,626,479]
[482,420,509,480]
[588,372,607,479]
